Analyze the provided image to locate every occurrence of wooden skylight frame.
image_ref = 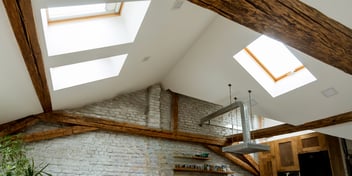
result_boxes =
[244,48,305,82]
[46,2,124,24]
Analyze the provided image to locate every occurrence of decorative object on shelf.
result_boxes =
[195,152,209,158]
[174,152,210,160]
[173,153,234,174]
[174,163,234,174]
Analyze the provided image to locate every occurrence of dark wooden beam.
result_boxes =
[171,92,179,133]
[3,0,52,112]
[226,111,352,142]
[205,145,259,175]
[243,154,259,173]
[23,125,98,143]
[187,0,352,75]
[38,112,228,146]
[0,116,39,137]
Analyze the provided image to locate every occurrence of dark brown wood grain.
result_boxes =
[38,112,228,146]
[243,154,259,173]
[172,92,179,133]
[226,111,352,143]
[3,0,52,112]
[205,145,259,175]
[0,116,39,137]
[187,0,352,75]
[23,126,98,143]
[326,135,345,176]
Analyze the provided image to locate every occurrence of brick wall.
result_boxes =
[160,90,172,131]
[25,84,253,176]
[178,95,236,137]
[65,89,149,126]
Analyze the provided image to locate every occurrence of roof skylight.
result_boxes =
[50,54,127,91]
[47,3,123,22]
[234,35,316,97]
[40,0,151,56]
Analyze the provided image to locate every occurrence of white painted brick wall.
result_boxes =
[178,95,235,137]
[147,84,161,128]
[160,90,172,130]
[27,132,252,176]
[65,89,148,126]
[25,84,254,176]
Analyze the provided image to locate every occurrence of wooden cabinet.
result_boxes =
[259,133,344,176]
[275,137,300,172]
[297,133,327,153]
[259,142,277,176]
[326,135,345,176]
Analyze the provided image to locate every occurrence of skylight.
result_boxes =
[47,3,123,22]
[50,54,127,91]
[234,35,316,97]
[40,1,151,56]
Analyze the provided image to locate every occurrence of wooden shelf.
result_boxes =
[174,155,210,160]
[174,167,234,174]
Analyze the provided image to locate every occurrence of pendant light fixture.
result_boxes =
[222,90,270,154]
[199,88,270,154]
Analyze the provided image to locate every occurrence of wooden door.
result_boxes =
[259,142,277,176]
[275,137,300,172]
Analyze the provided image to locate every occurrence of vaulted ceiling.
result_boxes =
[0,0,351,139]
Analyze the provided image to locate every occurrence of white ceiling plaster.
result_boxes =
[0,0,351,139]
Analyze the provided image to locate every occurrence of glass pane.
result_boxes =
[247,35,303,78]
[47,3,121,21]
[50,54,127,90]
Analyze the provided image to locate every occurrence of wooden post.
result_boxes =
[172,92,179,134]
[3,0,52,112]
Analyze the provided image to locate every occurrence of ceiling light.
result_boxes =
[172,0,184,9]
[199,88,270,154]
[321,87,338,98]
[222,90,270,154]
[142,56,151,62]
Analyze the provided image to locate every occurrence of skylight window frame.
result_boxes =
[233,35,317,97]
[244,47,305,82]
[46,2,124,23]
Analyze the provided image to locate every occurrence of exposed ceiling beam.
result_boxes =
[23,125,98,143]
[226,111,352,142]
[3,0,52,112]
[243,154,259,173]
[187,0,352,75]
[0,116,39,137]
[3,110,349,145]
[205,145,259,175]
[38,112,228,146]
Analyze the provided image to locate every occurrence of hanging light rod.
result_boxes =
[222,90,270,154]
[199,101,245,126]
[199,88,270,154]
[199,84,244,126]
